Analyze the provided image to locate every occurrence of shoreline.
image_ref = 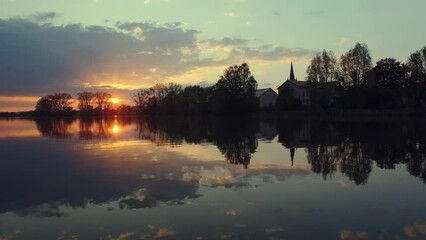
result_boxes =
[2,109,426,121]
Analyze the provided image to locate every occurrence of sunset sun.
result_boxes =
[110,98,120,104]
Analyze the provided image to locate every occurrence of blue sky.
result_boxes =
[0,0,425,111]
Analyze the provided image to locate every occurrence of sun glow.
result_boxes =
[110,98,120,104]
[112,125,120,134]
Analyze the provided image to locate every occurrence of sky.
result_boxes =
[0,0,425,111]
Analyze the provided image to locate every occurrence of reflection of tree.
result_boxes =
[35,117,134,139]
[336,139,372,185]
[212,118,258,168]
[79,117,117,140]
[307,145,338,181]
[35,118,76,138]
[279,120,426,185]
[136,117,259,168]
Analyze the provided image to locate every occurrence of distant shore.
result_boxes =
[2,109,426,120]
[256,109,426,121]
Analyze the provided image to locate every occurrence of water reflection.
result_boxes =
[30,117,426,185]
[277,120,426,185]
[2,117,426,239]
[35,118,76,138]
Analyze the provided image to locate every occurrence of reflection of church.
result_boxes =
[278,124,310,166]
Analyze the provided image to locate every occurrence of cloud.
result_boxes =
[201,37,251,47]
[337,37,350,48]
[0,15,315,102]
[29,12,60,23]
[224,12,237,17]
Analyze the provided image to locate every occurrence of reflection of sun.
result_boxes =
[110,98,120,104]
[112,125,120,134]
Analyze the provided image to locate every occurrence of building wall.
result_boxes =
[259,89,278,108]
[285,83,310,106]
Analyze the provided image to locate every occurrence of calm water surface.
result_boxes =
[0,117,425,240]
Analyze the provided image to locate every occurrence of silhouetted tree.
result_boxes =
[179,86,212,115]
[339,43,372,88]
[134,83,183,115]
[77,92,94,112]
[93,92,112,114]
[374,58,407,88]
[211,63,259,115]
[365,58,408,108]
[35,96,53,114]
[134,89,154,113]
[406,47,426,107]
[35,93,73,115]
[306,50,339,108]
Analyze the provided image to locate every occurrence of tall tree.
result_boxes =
[35,96,53,114]
[134,89,153,113]
[211,63,258,115]
[339,43,372,88]
[77,92,94,111]
[35,93,73,114]
[306,50,339,108]
[406,47,426,107]
[374,58,407,89]
[94,92,112,110]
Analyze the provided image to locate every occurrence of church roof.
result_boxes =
[277,80,308,90]
[255,88,277,98]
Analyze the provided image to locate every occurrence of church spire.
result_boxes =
[289,61,296,80]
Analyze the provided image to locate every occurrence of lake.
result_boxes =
[0,117,425,240]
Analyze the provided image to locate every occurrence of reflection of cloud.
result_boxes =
[339,230,368,240]
[219,233,234,239]
[16,202,68,218]
[200,165,311,189]
[154,228,176,238]
[265,227,285,234]
[107,232,134,240]
[404,222,426,238]
[265,226,286,240]
[226,209,238,216]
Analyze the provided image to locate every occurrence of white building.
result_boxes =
[276,62,310,106]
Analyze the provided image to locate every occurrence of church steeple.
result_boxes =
[289,61,296,80]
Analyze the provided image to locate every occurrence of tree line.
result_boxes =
[31,43,426,116]
[33,63,259,116]
[34,92,132,116]
[299,43,426,109]
[134,62,259,116]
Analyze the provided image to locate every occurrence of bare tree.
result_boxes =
[77,92,94,111]
[94,92,112,110]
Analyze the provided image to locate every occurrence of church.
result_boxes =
[276,62,310,106]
